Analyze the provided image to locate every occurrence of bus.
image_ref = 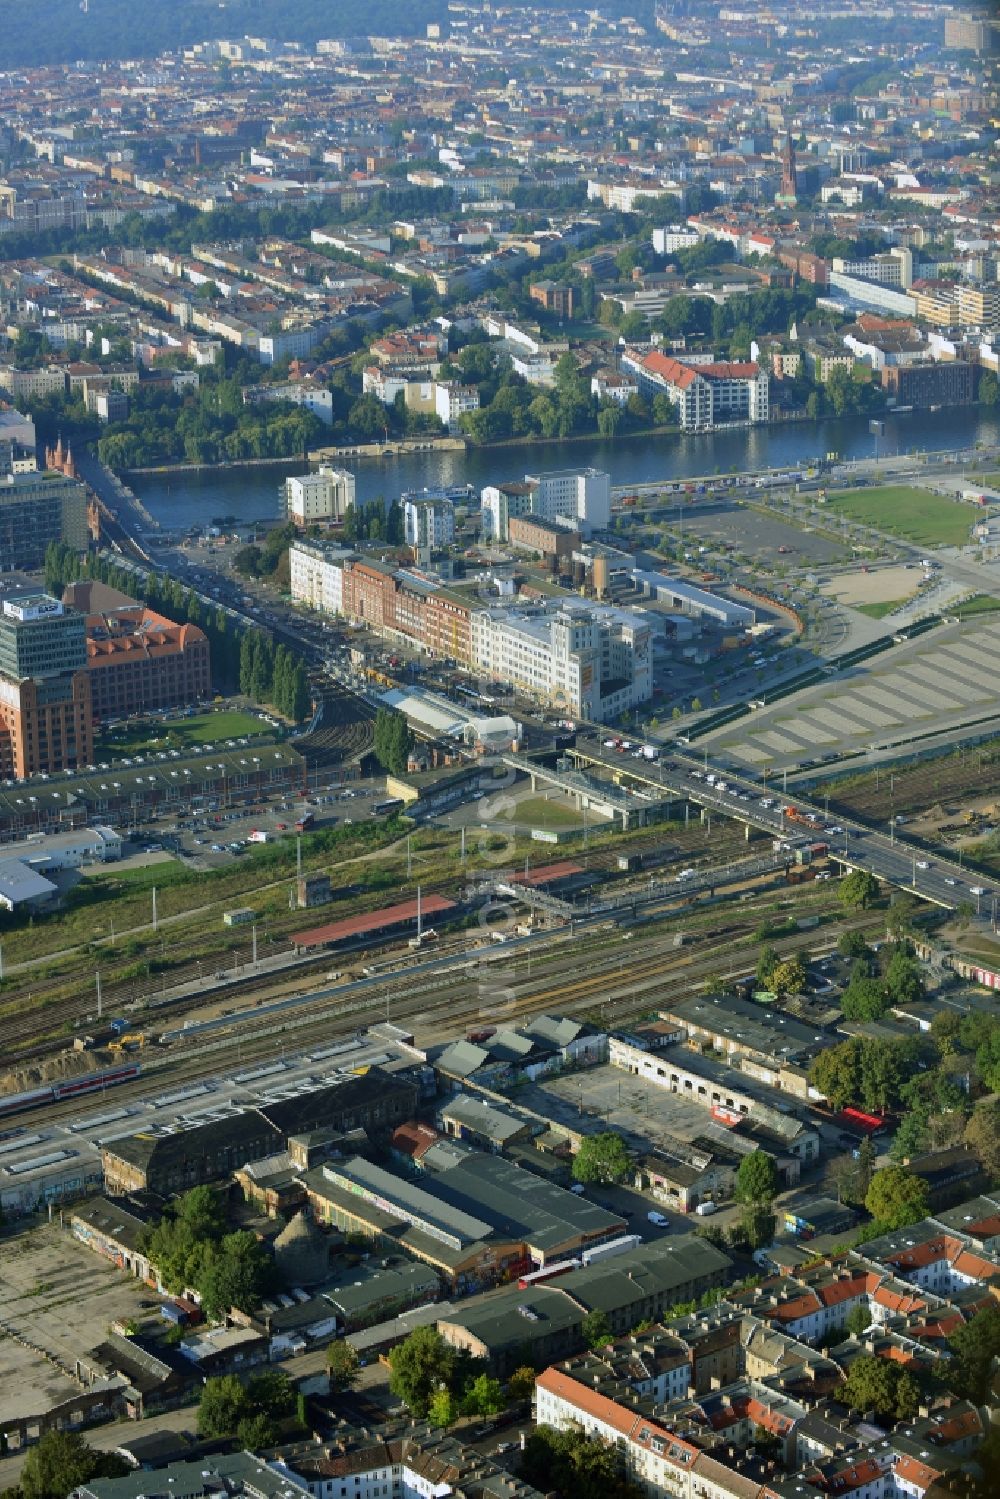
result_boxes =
[372,798,404,817]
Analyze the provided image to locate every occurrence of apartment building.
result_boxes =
[402,490,456,549]
[283,465,356,526]
[621,349,769,431]
[0,592,93,778]
[530,279,575,317]
[881,361,974,407]
[470,601,652,721]
[288,540,354,614]
[481,467,611,540]
[434,380,479,432]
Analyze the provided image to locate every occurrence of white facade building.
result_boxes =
[289,541,353,613]
[403,491,456,549]
[481,467,611,540]
[652,225,700,255]
[434,381,479,431]
[621,349,768,432]
[284,466,356,525]
[471,601,651,721]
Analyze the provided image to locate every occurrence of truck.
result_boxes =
[641,745,659,761]
[248,830,269,844]
[580,1234,643,1266]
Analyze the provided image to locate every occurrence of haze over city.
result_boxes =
[0,4,997,1498]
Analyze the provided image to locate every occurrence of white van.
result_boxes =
[647,1210,669,1227]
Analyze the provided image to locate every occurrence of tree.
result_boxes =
[740,1204,776,1250]
[199,1229,277,1319]
[197,1374,250,1437]
[947,1304,1000,1402]
[756,943,779,988]
[841,1354,920,1419]
[841,973,890,1022]
[520,1426,644,1499]
[388,1326,455,1417]
[21,1432,127,1499]
[840,869,881,909]
[428,1388,458,1427]
[771,956,806,996]
[237,1413,278,1449]
[883,948,924,1007]
[964,1099,1000,1182]
[462,1373,506,1417]
[373,707,414,776]
[865,1165,930,1230]
[508,1364,537,1401]
[838,931,873,964]
[582,1309,613,1348]
[735,1149,778,1207]
[327,1338,360,1393]
[811,1039,864,1110]
[572,1132,630,1184]
[846,1303,871,1339]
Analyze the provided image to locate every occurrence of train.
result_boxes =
[0,1062,141,1120]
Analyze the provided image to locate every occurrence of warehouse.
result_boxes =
[436,1237,733,1374]
[301,1151,625,1290]
[631,569,755,628]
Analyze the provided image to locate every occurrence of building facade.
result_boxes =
[0,593,93,778]
[481,467,611,540]
[403,491,456,549]
[83,605,211,722]
[0,470,88,571]
[621,349,769,432]
[283,466,356,526]
[470,602,652,721]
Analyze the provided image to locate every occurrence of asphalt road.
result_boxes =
[571,738,997,927]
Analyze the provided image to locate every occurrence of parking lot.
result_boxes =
[678,503,852,567]
[111,779,386,870]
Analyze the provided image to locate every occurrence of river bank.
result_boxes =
[128,405,1000,532]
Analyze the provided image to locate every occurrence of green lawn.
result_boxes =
[856,598,911,619]
[516,795,584,830]
[954,594,1000,619]
[970,473,1000,490]
[825,486,975,547]
[96,709,274,758]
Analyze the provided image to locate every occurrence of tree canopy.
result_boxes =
[572,1132,631,1184]
[21,1432,128,1499]
[840,1354,921,1420]
[865,1164,930,1231]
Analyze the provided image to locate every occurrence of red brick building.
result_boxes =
[83,605,211,722]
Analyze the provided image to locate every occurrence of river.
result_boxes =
[130,406,1000,531]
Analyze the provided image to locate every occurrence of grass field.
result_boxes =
[97,710,274,758]
[856,598,910,619]
[516,795,583,830]
[954,594,1000,619]
[825,486,974,547]
[971,473,1000,490]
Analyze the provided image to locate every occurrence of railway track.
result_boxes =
[20,897,879,1132]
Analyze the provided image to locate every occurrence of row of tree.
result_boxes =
[238,631,312,723]
[372,707,415,774]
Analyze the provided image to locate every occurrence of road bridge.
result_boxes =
[509,735,998,927]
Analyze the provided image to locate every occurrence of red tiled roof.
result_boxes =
[292,894,456,948]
